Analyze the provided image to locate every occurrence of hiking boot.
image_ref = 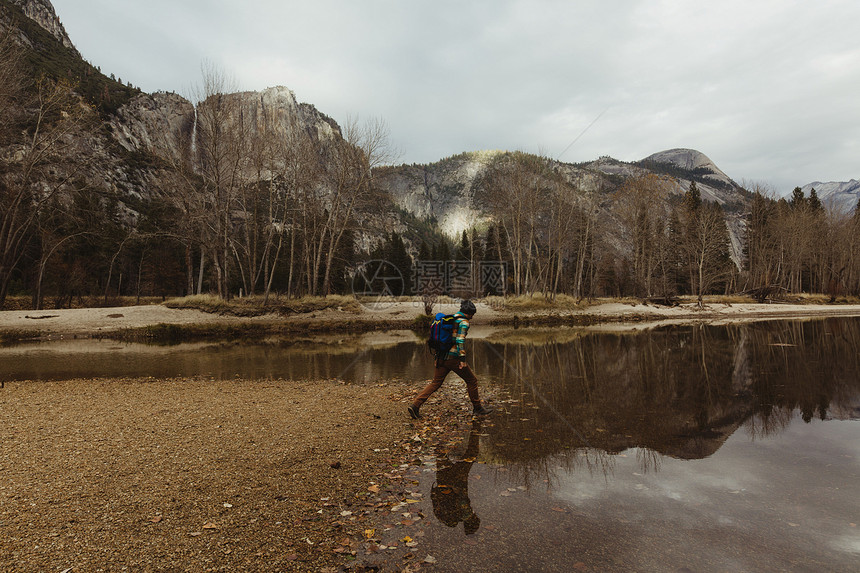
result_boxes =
[472,404,493,416]
[407,405,422,419]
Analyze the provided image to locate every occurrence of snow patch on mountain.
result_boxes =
[801,180,860,213]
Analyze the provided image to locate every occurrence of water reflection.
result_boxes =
[471,318,860,480]
[431,419,483,535]
[0,333,431,382]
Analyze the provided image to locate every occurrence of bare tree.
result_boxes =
[476,152,546,296]
[311,116,394,296]
[192,62,246,298]
[679,189,734,307]
[0,33,95,307]
[616,173,673,297]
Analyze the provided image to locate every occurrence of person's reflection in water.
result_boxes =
[431,419,482,535]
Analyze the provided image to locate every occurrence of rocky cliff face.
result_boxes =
[375,151,501,237]
[109,86,340,170]
[8,0,76,53]
[109,92,195,163]
[228,86,340,145]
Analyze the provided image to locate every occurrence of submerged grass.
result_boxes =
[0,329,37,344]
[114,317,416,343]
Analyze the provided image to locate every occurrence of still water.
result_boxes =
[3,319,859,571]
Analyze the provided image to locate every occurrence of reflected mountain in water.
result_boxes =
[471,318,860,471]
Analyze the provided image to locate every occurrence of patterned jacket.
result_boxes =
[441,312,470,361]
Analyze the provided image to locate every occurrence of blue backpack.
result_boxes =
[428,313,457,358]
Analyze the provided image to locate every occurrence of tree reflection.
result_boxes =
[470,318,860,480]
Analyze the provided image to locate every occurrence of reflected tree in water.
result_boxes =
[470,318,860,484]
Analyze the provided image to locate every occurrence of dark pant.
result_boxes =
[413,358,480,407]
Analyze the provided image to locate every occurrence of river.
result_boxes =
[2,318,858,571]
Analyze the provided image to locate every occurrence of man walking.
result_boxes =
[408,300,492,419]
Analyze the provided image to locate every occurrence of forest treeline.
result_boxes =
[3,24,860,310]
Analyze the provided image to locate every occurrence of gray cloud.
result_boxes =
[53,0,860,193]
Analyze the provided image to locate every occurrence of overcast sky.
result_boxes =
[52,0,859,193]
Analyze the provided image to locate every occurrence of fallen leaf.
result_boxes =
[189,531,202,537]
[341,511,353,517]
[551,507,567,512]
[368,485,380,494]
[223,503,233,508]
[149,515,162,523]
[364,529,376,539]
[202,522,218,530]
[424,555,437,564]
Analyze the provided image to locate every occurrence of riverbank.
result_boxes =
[3,297,860,342]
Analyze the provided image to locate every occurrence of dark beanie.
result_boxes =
[460,299,477,315]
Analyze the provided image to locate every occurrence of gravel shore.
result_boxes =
[0,376,480,572]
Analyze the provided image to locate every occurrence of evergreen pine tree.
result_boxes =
[418,241,431,262]
[808,188,823,212]
[457,230,471,261]
[789,187,806,209]
[483,225,498,262]
[386,232,413,296]
[684,181,702,211]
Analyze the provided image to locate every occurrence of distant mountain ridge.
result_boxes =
[376,147,750,266]
[801,180,860,213]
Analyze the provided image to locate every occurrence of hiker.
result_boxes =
[408,299,492,419]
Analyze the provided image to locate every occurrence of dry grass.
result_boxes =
[164,294,362,316]
[485,293,586,311]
